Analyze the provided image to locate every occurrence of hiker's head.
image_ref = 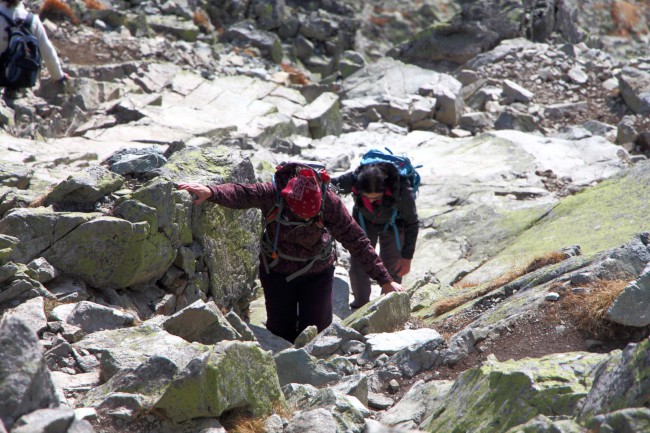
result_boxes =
[281,168,322,219]
[357,163,391,194]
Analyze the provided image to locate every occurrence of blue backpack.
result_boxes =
[359,148,421,195]
[0,11,41,89]
[357,148,422,251]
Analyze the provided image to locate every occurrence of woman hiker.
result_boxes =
[177,162,404,343]
[331,161,419,309]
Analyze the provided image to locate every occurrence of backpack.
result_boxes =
[260,162,334,281]
[356,148,422,251]
[359,147,422,194]
[0,11,41,89]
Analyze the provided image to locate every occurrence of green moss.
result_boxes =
[200,205,259,305]
[163,146,234,182]
[155,342,285,422]
[477,168,650,280]
[422,353,607,433]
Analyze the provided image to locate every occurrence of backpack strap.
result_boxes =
[0,11,32,28]
[387,208,401,251]
[23,13,33,30]
[0,10,14,27]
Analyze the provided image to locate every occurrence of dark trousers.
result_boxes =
[260,264,334,343]
[349,226,403,307]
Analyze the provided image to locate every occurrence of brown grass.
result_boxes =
[523,251,568,274]
[611,1,648,37]
[83,0,107,10]
[560,279,628,338]
[280,63,309,85]
[437,250,572,317]
[193,8,210,28]
[369,16,390,26]
[40,0,80,25]
[220,401,293,433]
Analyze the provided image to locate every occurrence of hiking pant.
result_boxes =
[260,264,334,343]
[349,225,404,307]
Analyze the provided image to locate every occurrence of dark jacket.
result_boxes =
[207,181,394,285]
[332,164,419,260]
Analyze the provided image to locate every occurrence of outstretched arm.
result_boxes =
[31,14,65,81]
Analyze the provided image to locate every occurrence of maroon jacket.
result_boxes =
[207,182,393,285]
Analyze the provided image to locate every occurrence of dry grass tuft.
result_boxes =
[83,0,107,10]
[40,0,80,25]
[28,194,48,208]
[220,401,293,433]
[560,279,628,338]
[435,250,572,317]
[524,251,569,274]
[193,8,210,28]
[451,281,477,290]
[220,412,265,433]
[280,63,309,85]
[369,15,390,26]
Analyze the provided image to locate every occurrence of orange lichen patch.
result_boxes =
[40,0,80,25]
[280,63,309,85]
[83,0,107,11]
[611,0,649,37]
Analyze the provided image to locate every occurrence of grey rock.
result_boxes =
[44,165,124,208]
[618,67,650,115]
[0,316,58,430]
[607,267,650,326]
[284,408,338,433]
[274,348,341,387]
[66,301,136,334]
[162,300,240,344]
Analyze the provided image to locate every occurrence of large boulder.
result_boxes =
[420,352,607,433]
[577,338,650,427]
[157,146,260,313]
[154,341,285,422]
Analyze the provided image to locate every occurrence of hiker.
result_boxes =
[177,162,404,343]
[331,161,419,308]
[0,0,68,98]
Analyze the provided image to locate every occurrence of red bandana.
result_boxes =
[281,169,322,219]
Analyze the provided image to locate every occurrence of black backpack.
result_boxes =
[0,11,41,89]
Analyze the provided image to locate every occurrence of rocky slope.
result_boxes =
[0,1,649,433]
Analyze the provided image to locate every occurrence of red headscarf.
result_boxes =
[281,169,322,219]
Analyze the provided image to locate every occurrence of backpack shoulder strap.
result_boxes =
[0,10,14,26]
[23,12,33,29]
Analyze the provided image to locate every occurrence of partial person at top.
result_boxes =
[0,0,68,98]
[332,160,419,309]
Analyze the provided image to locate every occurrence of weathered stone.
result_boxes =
[578,338,650,426]
[154,341,285,422]
[274,348,341,387]
[421,352,607,433]
[607,267,650,326]
[618,67,650,115]
[162,300,239,344]
[0,316,58,430]
[44,165,124,208]
[343,291,410,335]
